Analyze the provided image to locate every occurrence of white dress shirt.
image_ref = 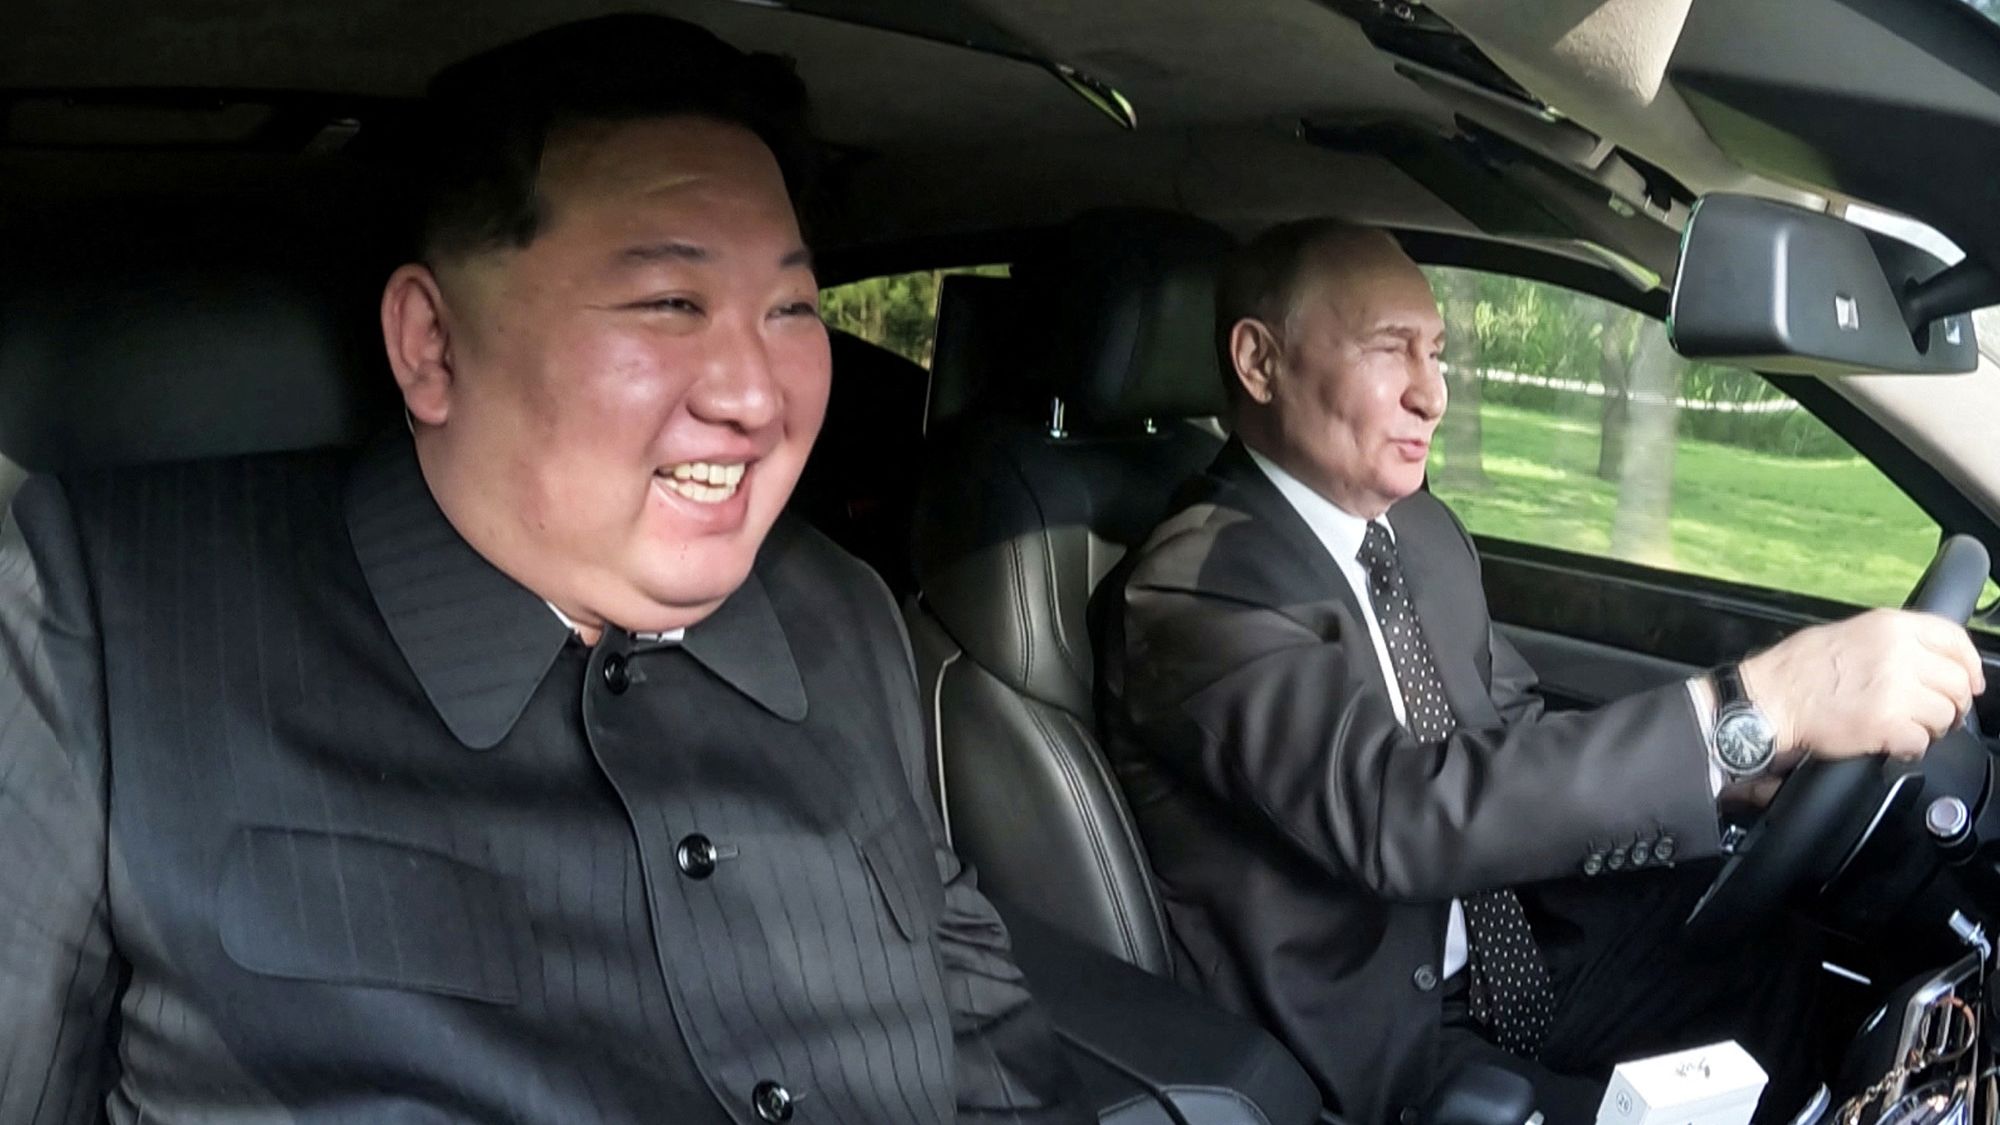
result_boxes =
[546,602,685,646]
[1245,447,1474,979]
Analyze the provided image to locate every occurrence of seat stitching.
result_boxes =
[931,649,962,847]
[1022,701,1144,966]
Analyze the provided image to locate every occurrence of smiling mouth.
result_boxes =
[655,460,747,504]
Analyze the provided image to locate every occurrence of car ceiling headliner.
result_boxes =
[8,0,1444,142]
[5,0,1898,278]
[1,0,1505,250]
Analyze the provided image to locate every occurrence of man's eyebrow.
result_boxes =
[612,244,814,271]
[616,241,709,266]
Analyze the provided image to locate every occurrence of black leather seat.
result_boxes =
[792,329,930,593]
[907,209,1234,975]
[0,185,404,487]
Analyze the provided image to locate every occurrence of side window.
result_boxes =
[819,264,1008,368]
[1422,266,1940,608]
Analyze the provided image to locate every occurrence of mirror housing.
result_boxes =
[1668,194,1979,376]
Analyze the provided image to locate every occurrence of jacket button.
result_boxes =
[753,1080,794,1123]
[1604,847,1627,872]
[1654,835,1676,862]
[1628,840,1653,867]
[1582,851,1604,876]
[677,834,719,880]
[602,654,630,694]
[1412,964,1439,992]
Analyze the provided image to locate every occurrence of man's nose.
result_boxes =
[1406,355,1447,421]
[687,318,782,430]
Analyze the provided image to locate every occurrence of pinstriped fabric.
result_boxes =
[0,438,1084,1124]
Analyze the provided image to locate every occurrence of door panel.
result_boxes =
[1484,543,2000,727]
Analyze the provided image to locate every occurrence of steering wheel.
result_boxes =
[1683,534,1991,942]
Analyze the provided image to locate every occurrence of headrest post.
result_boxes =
[1047,397,1069,439]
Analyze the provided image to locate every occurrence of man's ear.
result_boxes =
[380,263,458,427]
[1229,318,1282,406]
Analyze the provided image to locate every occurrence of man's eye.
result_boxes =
[773,301,821,320]
[635,296,702,314]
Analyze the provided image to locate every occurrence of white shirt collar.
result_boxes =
[544,601,684,646]
[1243,445,1391,564]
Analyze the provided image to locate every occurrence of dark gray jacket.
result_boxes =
[0,436,1082,1125]
[1098,438,1719,1124]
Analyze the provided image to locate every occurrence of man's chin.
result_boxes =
[622,559,757,631]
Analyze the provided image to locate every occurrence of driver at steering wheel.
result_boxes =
[1097,219,1986,1125]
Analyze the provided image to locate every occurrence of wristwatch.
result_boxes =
[1709,664,1778,780]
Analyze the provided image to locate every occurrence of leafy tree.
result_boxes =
[1610,321,1685,565]
[820,265,1008,368]
[1433,268,1490,489]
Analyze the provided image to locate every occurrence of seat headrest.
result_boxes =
[926,273,1024,434]
[0,185,404,473]
[1014,209,1234,427]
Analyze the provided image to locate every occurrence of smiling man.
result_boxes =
[0,17,1082,1125]
[1098,219,1985,1124]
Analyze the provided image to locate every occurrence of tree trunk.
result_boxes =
[1596,312,1636,481]
[1433,270,1489,491]
[1610,321,1683,566]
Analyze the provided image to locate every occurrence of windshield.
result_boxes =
[1955,0,2000,23]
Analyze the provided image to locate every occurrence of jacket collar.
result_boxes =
[1207,436,1487,725]
[344,436,806,750]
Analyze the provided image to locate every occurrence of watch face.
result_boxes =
[1716,710,1776,772]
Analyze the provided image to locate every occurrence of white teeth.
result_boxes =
[656,460,748,505]
[663,460,748,487]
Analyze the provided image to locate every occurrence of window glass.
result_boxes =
[819,265,1008,368]
[1423,266,1940,608]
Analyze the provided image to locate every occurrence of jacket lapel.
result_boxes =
[1204,440,1400,707]
[1386,498,1502,730]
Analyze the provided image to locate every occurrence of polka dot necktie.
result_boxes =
[1358,521,1554,1058]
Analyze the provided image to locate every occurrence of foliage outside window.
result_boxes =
[820,265,1008,368]
[1422,267,1939,608]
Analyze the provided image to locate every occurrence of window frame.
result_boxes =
[1399,230,2000,618]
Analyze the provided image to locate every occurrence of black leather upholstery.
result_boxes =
[925,274,1024,434]
[1012,209,1233,426]
[910,209,1233,975]
[0,186,405,479]
[792,329,929,593]
[1001,901,1324,1125]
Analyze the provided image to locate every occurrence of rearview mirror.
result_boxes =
[1669,194,1978,376]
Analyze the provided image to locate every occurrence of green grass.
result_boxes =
[1428,403,1942,608]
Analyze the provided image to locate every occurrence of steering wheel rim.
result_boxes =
[1683,534,1990,943]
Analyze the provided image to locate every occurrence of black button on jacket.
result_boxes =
[0,437,1083,1125]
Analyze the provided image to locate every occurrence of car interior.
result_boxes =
[13,1,2000,1123]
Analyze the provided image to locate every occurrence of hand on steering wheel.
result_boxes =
[1684,535,1991,941]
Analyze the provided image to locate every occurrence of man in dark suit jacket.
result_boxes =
[0,17,1083,1125]
[1098,219,1983,1124]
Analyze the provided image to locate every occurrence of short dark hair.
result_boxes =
[1213,217,1375,401]
[415,14,813,264]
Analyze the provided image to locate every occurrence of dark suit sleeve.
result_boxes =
[1487,627,1546,727]
[1119,521,1720,903]
[0,477,123,1124]
[870,579,1089,1124]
